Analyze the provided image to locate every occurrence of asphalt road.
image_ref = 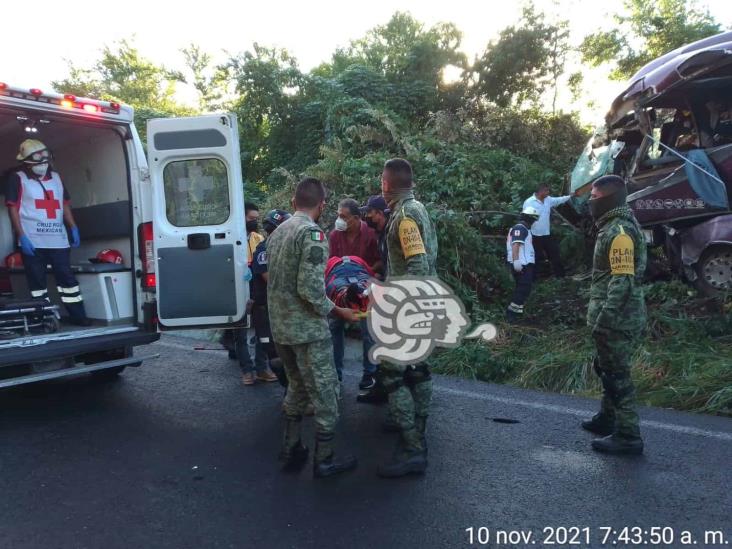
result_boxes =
[0,334,730,549]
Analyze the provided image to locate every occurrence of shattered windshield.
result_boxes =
[570,125,624,192]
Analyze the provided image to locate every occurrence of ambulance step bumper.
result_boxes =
[0,329,160,367]
[0,354,159,389]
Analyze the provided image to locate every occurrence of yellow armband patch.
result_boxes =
[399,218,426,258]
[609,227,634,275]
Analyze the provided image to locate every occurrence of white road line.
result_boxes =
[156,340,732,442]
[436,385,732,442]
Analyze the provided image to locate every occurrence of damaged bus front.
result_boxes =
[564,31,732,296]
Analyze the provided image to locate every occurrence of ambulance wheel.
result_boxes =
[43,316,60,334]
[694,245,732,297]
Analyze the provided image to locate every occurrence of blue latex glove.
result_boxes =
[70,226,81,248]
[243,266,253,282]
[19,234,35,256]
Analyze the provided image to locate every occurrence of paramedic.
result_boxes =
[505,206,540,322]
[5,139,90,326]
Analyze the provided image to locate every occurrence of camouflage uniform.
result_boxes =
[587,205,646,439]
[267,211,339,461]
[382,191,438,453]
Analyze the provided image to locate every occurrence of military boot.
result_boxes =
[312,432,357,479]
[279,415,309,472]
[280,441,309,471]
[592,370,643,455]
[377,428,427,478]
[582,414,615,437]
[581,412,614,437]
[591,434,644,455]
[584,361,616,436]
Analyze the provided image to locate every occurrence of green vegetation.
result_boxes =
[580,0,723,80]
[432,278,732,416]
[50,1,731,416]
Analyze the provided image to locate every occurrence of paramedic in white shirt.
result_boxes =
[5,139,90,326]
[505,206,540,322]
[522,183,574,278]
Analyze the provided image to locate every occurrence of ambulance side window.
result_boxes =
[163,158,230,227]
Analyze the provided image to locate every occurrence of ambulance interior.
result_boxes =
[0,108,137,341]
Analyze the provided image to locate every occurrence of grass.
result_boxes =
[432,277,732,417]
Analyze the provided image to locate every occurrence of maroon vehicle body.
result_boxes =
[565,31,732,295]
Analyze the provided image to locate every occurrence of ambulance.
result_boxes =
[0,83,249,388]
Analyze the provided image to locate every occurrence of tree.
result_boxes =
[54,39,186,111]
[547,19,571,114]
[225,44,306,189]
[580,0,723,80]
[471,5,570,109]
[52,39,193,141]
[182,44,228,112]
[328,12,468,116]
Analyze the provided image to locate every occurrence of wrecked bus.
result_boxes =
[564,31,732,296]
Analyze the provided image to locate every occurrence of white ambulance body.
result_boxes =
[0,83,249,387]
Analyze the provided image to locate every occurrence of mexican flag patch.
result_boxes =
[310,229,325,242]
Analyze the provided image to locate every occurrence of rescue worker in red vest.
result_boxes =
[5,139,90,326]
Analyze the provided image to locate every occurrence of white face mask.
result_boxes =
[334,217,348,232]
[31,163,49,177]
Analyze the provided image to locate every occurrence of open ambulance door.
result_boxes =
[147,114,248,329]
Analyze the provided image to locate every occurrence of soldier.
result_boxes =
[583,175,646,455]
[267,177,359,478]
[378,158,438,478]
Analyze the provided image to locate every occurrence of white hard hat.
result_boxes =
[521,205,540,218]
[17,139,49,163]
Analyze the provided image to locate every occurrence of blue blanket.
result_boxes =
[683,149,729,209]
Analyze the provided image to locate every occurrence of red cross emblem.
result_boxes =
[35,191,61,219]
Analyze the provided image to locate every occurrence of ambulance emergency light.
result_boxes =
[0,82,121,115]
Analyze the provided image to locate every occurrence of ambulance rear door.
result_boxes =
[147,114,248,328]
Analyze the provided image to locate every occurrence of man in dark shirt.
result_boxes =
[356,195,392,405]
[328,198,380,270]
[361,195,390,278]
[328,198,379,389]
[223,201,277,385]
[251,209,291,387]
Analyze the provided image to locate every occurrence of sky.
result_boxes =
[3,0,731,120]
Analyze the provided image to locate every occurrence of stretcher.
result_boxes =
[0,298,61,338]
